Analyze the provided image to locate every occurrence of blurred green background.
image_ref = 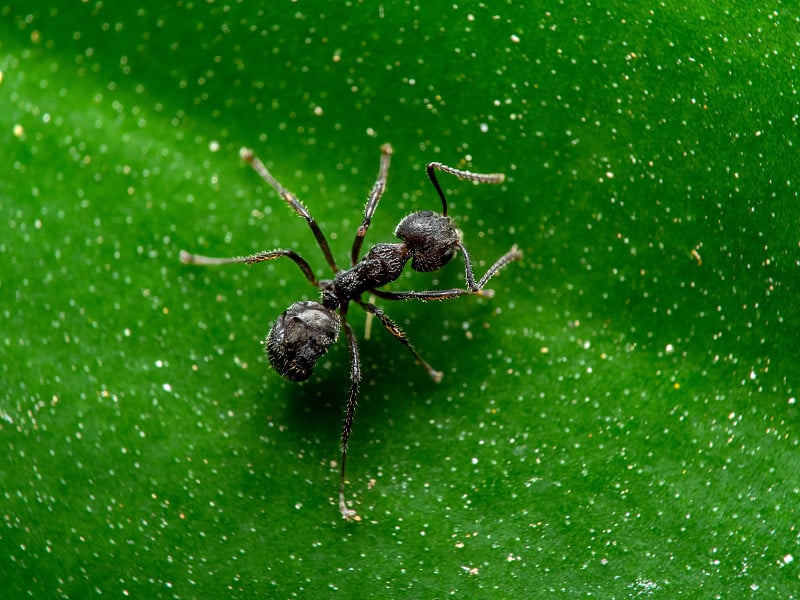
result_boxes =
[2,1,798,597]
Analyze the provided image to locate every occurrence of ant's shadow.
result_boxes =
[283,369,349,440]
[275,343,443,456]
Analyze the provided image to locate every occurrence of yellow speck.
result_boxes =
[460,565,479,575]
[13,124,24,137]
[673,382,681,389]
[691,248,702,266]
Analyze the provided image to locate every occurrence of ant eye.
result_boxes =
[266,301,340,382]
[395,211,459,272]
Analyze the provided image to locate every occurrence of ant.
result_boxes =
[180,144,521,520]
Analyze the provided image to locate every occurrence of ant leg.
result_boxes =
[456,241,522,292]
[339,316,361,521]
[351,144,393,266]
[180,249,321,287]
[370,244,521,301]
[426,162,505,216]
[240,147,339,274]
[356,299,443,382]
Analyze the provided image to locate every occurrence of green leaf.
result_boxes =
[2,2,797,597]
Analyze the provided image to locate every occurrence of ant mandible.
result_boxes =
[180,144,521,520]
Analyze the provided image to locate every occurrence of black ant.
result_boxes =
[180,144,521,520]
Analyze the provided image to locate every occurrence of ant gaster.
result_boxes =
[180,144,521,520]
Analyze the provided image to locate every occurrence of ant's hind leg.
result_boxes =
[180,248,321,288]
[339,318,361,521]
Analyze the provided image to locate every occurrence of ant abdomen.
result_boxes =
[395,211,460,272]
[266,301,340,382]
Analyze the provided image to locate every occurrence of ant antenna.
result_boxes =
[426,162,505,216]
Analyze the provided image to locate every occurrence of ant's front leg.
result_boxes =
[351,144,393,266]
[457,241,522,292]
[371,244,521,302]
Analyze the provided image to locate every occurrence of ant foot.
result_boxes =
[339,495,360,521]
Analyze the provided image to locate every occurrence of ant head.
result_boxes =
[394,210,460,272]
[266,300,340,382]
